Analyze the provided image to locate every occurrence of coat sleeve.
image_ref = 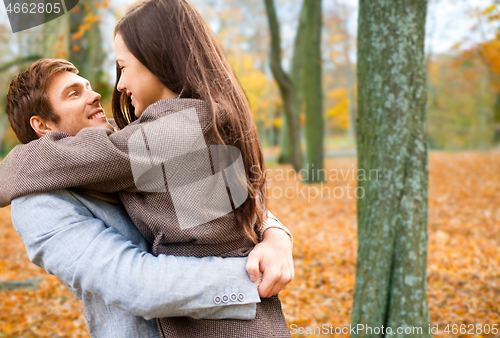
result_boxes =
[262,210,293,245]
[0,127,140,207]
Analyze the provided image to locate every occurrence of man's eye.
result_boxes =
[70,92,79,97]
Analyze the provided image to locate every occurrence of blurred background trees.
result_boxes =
[1,0,500,157]
[264,0,304,172]
[0,0,113,155]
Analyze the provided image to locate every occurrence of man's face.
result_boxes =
[46,71,114,135]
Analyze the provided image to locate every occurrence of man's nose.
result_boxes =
[88,91,102,105]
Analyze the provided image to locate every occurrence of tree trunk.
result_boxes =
[0,108,8,155]
[290,2,307,151]
[264,0,303,172]
[69,0,106,89]
[478,74,488,150]
[43,14,70,58]
[343,20,356,142]
[302,0,324,183]
[277,0,306,166]
[277,115,293,163]
[346,59,356,141]
[493,93,500,144]
[352,1,430,337]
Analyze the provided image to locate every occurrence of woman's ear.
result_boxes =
[30,116,54,137]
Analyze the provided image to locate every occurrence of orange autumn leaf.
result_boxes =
[84,13,100,23]
[72,32,83,41]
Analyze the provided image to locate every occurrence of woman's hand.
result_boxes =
[246,227,294,298]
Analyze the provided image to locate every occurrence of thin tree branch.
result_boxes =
[0,55,43,73]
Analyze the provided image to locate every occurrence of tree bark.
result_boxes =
[69,0,106,89]
[343,18,357,142]
[277,114,292,163]
[302,0,324,183]
[278,2,306,165]
[43,14,70,58]
[0,109,8,155]
[493,93,500,144]
[264,0,303,172]
[352,1,430,337]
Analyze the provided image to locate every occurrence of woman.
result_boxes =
[109,1,291,335]
[0,0,292,337]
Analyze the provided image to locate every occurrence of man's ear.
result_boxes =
[30,116,54,137]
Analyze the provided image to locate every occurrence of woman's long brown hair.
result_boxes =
[112,0,266,243]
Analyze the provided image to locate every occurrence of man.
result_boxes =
[3,59,293,337]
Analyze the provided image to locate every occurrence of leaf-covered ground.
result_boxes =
[0,152,499,337]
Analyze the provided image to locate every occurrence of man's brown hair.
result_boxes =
[6,58,78,144]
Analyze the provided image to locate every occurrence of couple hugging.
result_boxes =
[0,0,294,337]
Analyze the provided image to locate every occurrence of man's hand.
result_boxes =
[246,227,294,298]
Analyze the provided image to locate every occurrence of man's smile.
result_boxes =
[88,108,105,120]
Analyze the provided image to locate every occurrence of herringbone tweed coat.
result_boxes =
[0,98,291,337]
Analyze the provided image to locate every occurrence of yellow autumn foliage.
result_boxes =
[326,88,349,131]
[226,53,280,128]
